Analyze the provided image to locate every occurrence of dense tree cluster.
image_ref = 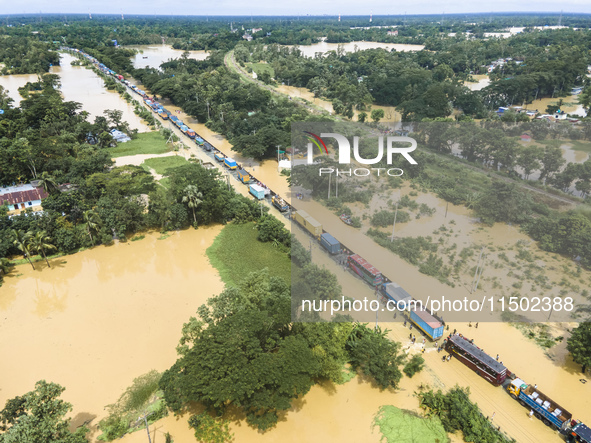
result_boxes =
[0,36,60,74]
[418,386,513,443]
[0,381,88,443]
[0,80,266,276]
[132,54,310,159]
[566,322,591,373]
[160,270,405,432]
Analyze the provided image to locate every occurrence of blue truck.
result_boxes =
[569,421,591,443]
[224,157,237,170]
[320,233,340,254]
[380,282,412,308]
[249,184,265,200]
[409,307,444,340]
[507,378,572,429]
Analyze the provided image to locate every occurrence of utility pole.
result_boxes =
[328,173,331,199]
[390,202,398,242]
[445,201,449,218]
[335,173,338,198]
[143,413,152,443]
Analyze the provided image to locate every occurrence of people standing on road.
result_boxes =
[496,354,499,361]
[475,322,479,329]
[529,409,534,419]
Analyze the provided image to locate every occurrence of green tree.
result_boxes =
[10,229,35,270]
[0,380,88,443]
[517,146,542,180]
[539,146,566,183]
[36,171,59,195]
[82,209,102,245]
[579,87,591,113]
[473,181,532,225]
[0,257,11,282]
[181,184,203,227]
[346,324,404,390]
[28,231,56,268]
[188,413,232,443]
[567,322,591,373]
[403,354,425,378]
[358,111,367,123]
[161,270,320,431]
[371,108,385,123]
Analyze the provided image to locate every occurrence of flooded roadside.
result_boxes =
[124,45,209,70]
[287,41,425,58]
[0,52,150,131]
[0,227,224,441]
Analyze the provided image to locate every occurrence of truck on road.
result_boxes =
[224,157,237,170]
[409,307,443,340]
[237,169,250,183]
[320,232,340,254]
[250,184,266,200]
[506,378,572,429]
[380,282,412,308]
[272,195,289,212]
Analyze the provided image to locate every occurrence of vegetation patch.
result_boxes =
[206,222,292,287]
[373,405,449,443]
[141,155,189,176]
[97,370,167,441]
[418,386,514,443]
[108,131,171,157]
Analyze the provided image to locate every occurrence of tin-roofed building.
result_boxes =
[0,184,48,213]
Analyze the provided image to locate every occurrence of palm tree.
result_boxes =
[10,229,35,270]
[0,257,12,281]
[83,209,102,245]
[36,171,59,195]
[28,230,57,268]
[182,185,203,226]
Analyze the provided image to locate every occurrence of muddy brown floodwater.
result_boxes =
[0,52,150,131]
[287,41,425,58]
[124,45,209,70]
[0,227,224,442]
[3,56,585,443]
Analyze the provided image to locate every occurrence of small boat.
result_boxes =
[142,56,148,59]
[340,214,353,226]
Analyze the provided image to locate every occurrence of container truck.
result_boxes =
[293,210,322,238]
[195,137,205,146]
[320,233,341,254]
[506,379,572,429]
[224,157,237,170]
[409,308,443,340]
[180,125,189,134]
[214,152,225,162]
[380,282,412,308]
[186,129,196,139]
[250,184,266,200]
[272,195,289,212]
[237,169,250,184]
